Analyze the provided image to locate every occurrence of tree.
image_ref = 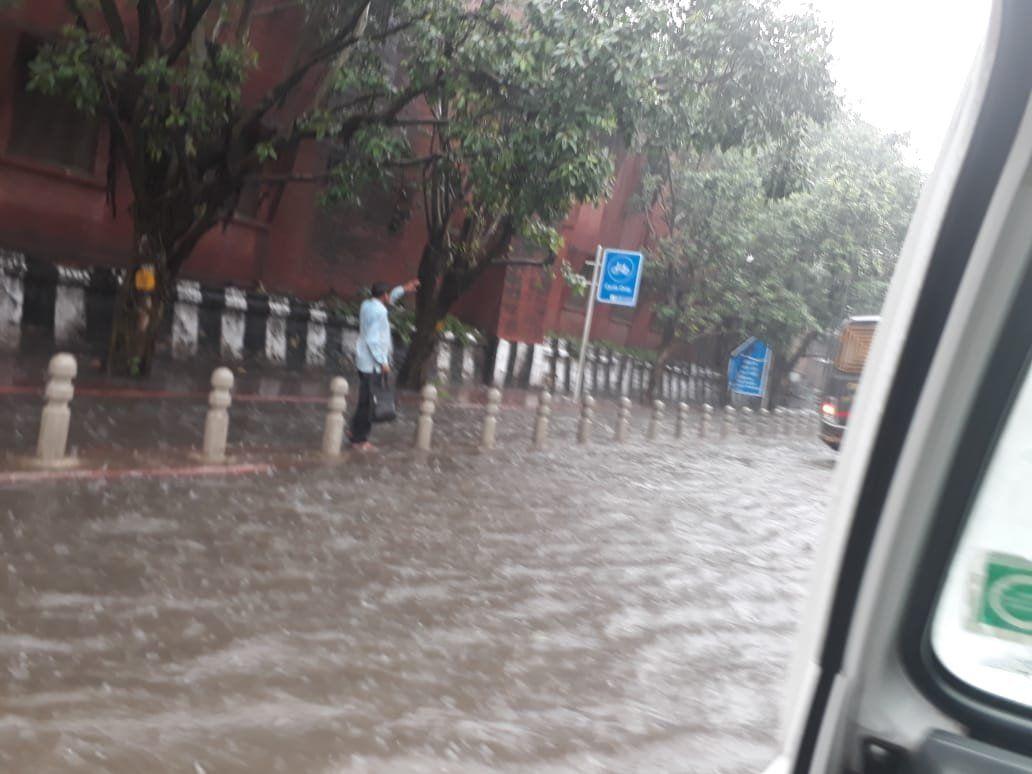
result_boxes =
[645,149,774,373]
[25,0,481,375]
[376,1,646,389]
[633,0,838,397]
[646,117,923,406]
[750,119,923,403]
[379,0,842,388]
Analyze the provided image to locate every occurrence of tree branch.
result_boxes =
[137,0,161,64]
[247,2,379,121]
[166,0,214,64]
[64,0,90,31]
[97,0,130,51]
[391,117,451,127]
[168,207,221,274]
[247,158,445,187]
[491,255,556,268]
[332,80,445,147]
[236,0,257,42]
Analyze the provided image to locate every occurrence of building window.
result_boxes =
[7,36,100,173]
[610,304,635,325]
[236,182,264,220]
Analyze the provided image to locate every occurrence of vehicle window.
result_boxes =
[931,363,1032,709]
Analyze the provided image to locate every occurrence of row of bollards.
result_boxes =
[29,353,822,468]
[465,392,815,453]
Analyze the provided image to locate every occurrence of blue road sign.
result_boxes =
[596,249,644,307]
[728,337,770,398]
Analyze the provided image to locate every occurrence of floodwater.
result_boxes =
[1,396,834,773]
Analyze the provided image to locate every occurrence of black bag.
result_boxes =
[370,372,397,423]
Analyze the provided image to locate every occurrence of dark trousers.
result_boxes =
[349,371,374,443]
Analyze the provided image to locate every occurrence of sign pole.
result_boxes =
[573,244,603,400]
[761,349,774,410]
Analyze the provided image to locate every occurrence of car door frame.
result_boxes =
[768,2,1032,771]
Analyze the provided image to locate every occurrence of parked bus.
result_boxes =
[819,316,879,449]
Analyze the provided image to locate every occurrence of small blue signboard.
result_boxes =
[596,249,644,307]
[728,337,770,398]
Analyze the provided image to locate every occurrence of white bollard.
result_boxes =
[615,396,632,442]
[202,367,234,462]
[36,353,77,466]
[415,384,437,451]
[774,407,787,437]
[675,402,689,440]
[532,389,552,450]
[740,406,753,436]
[646,399,664,441]
[321,376,349,456]
[722,405,735,440]
[796,409,809,437]
[760,408,771,437]
[480,387,502,450]
[577,393,595,445]
[699,403,713,439]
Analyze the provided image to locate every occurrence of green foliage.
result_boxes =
[630,0,838,162]
[31,23,255,163]
[647,116,923,363]
[333,1,631,280]
[23,1,483,266]
[388,306,484,347]
[19,0,859,383]
[559,261,590,298]
[325,297,483,347]
[550,334,658,364]
[752,120,923,351]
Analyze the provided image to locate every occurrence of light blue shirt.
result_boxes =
[355,286,405,373]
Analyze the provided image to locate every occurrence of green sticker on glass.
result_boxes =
[978,553,1032,637]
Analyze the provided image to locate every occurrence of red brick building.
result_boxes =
[0,1,663,355]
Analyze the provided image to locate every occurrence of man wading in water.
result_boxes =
[349,279,419,450]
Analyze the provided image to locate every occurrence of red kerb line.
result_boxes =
[0,461,275,486]
[0,385,326,403]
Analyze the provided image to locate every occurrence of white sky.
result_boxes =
[781,1,993,170]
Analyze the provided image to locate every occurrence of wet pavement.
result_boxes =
[1,392,835,773]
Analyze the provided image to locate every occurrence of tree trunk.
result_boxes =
[769,330,818,409]
[397,241,445,390]
[106,236,171,377]
[714,333,735,407]
[397,219,515,389]
[645,322,677,402]
[767,358,789,410]
[397,313,441,390]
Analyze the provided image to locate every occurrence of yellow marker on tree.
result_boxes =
[134,265,156,293]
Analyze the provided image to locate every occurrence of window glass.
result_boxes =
[7,36,100,173]
[931,364,1032,709]
[610,304,635,324]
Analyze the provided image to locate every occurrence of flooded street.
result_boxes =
[1,399,834,773]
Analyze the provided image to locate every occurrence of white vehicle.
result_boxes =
[766,1,1032,771]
